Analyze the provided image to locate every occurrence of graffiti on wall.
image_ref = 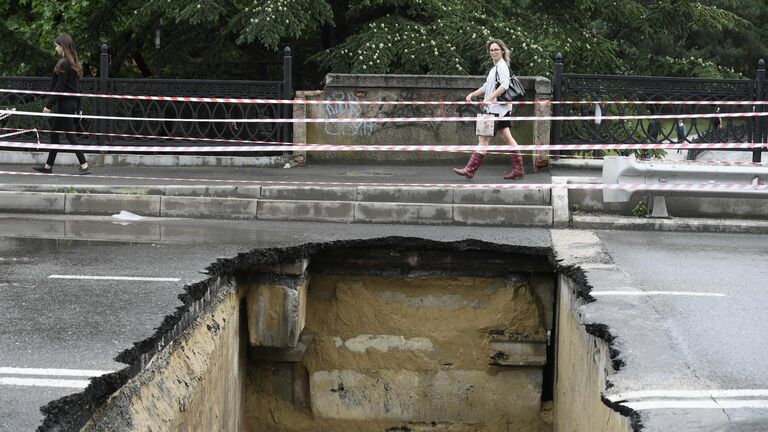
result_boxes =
[320,90,484,143]
[322,91,377,137]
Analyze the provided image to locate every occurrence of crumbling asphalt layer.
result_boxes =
[555,258,643,431]
[36,236,555,432]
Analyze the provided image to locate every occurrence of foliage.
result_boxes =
[632,200,648,217]
[0,0,761,85]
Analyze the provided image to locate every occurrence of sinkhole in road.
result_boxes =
[50,238,634,432]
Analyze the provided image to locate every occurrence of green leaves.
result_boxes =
[0,0,760,83]
[233,0,333,49]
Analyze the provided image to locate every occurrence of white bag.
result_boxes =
[475,113,495,136]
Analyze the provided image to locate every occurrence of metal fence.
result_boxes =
[552,54,767,162]
[0,45,292,154]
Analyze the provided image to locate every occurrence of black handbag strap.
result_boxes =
[495,62,519,86]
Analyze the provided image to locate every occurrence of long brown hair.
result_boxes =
[486,39,511,65]
[53,34,83,78]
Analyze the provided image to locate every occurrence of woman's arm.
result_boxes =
[487,63,511,100]
[45,72,61,110]
[466,86,485,102]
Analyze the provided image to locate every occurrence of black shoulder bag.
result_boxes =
[495,66,525,102]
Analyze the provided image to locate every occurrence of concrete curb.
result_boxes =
[0,185,554,226]
[572,214,768,234]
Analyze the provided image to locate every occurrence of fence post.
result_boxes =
[99,44,109,145]
[283,46,293,146]
[756,59,766,163]
[551,53,563,158]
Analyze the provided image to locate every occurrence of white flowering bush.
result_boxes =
[0,0,757,82]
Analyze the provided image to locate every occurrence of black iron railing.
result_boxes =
[0,45,292,154]
[552,54,766,162]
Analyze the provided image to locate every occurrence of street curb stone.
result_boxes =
[453,188,550,205]
[161,196,259,219]
[257,200,355,223]
[354,202,453,224]
[453,204,553,226]
[0,191,65,213]
[356,187,454,204]
[260,186,357,201]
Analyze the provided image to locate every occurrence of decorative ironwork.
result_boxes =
[0,77,99,143]
[1,47,291,155]
[106,79,283,149]
[559,74,756,156]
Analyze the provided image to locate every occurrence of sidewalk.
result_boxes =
[0,162,553,187]
[0,162,557,227]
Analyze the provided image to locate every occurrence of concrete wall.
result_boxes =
[246,274,553,431]
[82,288,246,432]
[294,74,552,168]
[554,276,631,432]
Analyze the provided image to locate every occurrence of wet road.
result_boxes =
[0,214,550,431]
[597,230,768,429]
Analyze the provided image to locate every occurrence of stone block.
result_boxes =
[252,362,309,410]
[0,191,64,213]
[453,188,550,205]
[261,186,356,201]
[356,186,453,204]
[164,185,257,198]
[453,204,553,226]
[310,369,541,423]
[354,202,452,224]
[257,200,354,222]
[246,278,308,348]
[160,196,258,219]
[65,193,161,216]
[251,334,315,363]
[488,340,547,366]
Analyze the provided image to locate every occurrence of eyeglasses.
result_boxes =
[489,48,501,52]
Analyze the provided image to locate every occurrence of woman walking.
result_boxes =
[454,39,523,180]
[33,33,91,175]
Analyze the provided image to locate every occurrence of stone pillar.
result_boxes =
[245,258,310,348]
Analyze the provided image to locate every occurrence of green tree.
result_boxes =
[0,0,760,87]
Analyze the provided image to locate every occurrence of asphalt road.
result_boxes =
[0,214,550,432]
[597,230,768,430]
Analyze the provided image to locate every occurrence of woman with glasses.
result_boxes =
[33,33,91,175]
[454,39,524,180]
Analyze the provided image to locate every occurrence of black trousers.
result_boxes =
[46,98,86,166]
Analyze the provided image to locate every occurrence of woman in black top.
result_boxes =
[33,34,91,175]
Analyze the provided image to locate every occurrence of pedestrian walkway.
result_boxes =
[0,162,552,187]
[0,162,557,227]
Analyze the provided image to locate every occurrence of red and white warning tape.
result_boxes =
[0,170,764,191]
[2,88,768,107]
[0,129,35,139]
[0,140,763,153]
[2,127,765,155]
[0,108,763,124]
[1,126,287,146]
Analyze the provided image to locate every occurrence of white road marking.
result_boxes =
[48,274,180,282]
[0,377,91,389]
[591,291,726,297]
[0,367,112,377]
[608,389,768,402]
[626,399,768,411]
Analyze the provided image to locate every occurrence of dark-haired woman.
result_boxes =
[33,34,91,175]
[454,38,523,180]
